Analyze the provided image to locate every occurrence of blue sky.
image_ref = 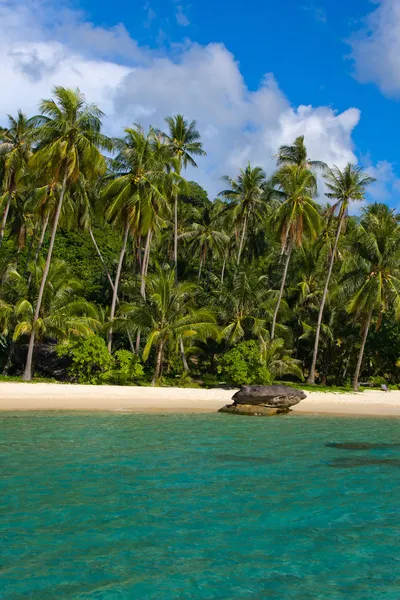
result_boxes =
[1,0,400,205]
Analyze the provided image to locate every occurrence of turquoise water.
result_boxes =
[1,413,400,599]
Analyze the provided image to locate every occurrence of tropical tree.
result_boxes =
[0,111,36,247]
[343,204,400,390]
[104,125,170,352]
[219,164,267,266]
[159,114,206,276]
[270,164,321,339]
[22,87,112,380]
[118,267,218,384]
[179,205,229,280]
[307,164,375,383]
[277,135,326,171]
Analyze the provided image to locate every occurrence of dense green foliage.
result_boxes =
[1,86,400,390]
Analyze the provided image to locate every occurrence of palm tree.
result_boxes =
[270,165,321,339]
[307,164,375,383]
[104,125,169,352]
[1,259,100,376]
[0,111,36,247]
[219,164,267,266]
[215,270,273,346]
[277,135,326,171]
[179,206,229,280]
[343,204,400,390]
[259,333,303,380]
[118,267,218,385]
[22,87,111,380]
[159,114,206,276]
[17,259,100,363]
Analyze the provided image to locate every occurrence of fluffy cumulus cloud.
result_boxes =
[350,0,400,97]
[0,0,362,198]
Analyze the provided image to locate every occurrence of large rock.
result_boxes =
[218,404,290,417]
[232,385,306,408]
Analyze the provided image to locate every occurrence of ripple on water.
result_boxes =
[1,412,400,599]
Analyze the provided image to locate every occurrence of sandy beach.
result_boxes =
[1,382,400,416]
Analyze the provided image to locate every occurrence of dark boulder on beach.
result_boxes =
[232,385,306,407]
[218,385,306,417]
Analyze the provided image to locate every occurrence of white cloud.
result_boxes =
[0,0,362,198]
[349,0,400,97]
[366,160,400,204]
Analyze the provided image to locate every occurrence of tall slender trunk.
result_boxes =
[28,212,50,287]
[180,337,189,372]
[0,193,12,248]
[308,212,345,383]
[271,244,292,340]
[353,308,373,392]
[89,226,135,354]
[136,230,152,354]
[152,341,164,386]
[174,193,178,283]
[140,230,152,299]
[23,225,38,278]
[236,212,248,267]
[221,255,226,285]
[89,226,116,294]
[22,172,68,381]
[107,222,130,354]
[198,258,203,280]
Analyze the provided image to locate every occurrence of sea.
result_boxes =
[1,412,400,599]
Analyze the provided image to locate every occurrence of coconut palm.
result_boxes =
[1,259,100,376]
[277,135,326,171]
[270,164,321,339]
[159,114,206,277]
[21,87,111,380]
[259,333,303,380]
[104,125,170,352]
[179,205,229,280]
[0,111,36,247]
[117,266,218,385]
[342,204,400,390]
[307,164,375,383]
[219,164,267,266]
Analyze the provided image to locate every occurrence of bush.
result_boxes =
[58,339,145,385]
[217,340,273,386]
[57,336,114,384]
[103,349,144,385]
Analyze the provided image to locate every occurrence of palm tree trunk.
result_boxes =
[136,230,153,354]
[152,341,164,386]
[174,193,178,283]
[271,244,292,340]
[28,212,50,287]
[353,308,373,392]
[308,212,345,383]
[180,337,189,372]
[198,258,203,280]
[22,172,68,381]
[23,225,38,277]
[107,221,130,354]
[221,255,226,285]
[0,193,12,248]
[140,230,152,299]
[89,226,135,354]
[236,212,248,266]
[89,225,116,293]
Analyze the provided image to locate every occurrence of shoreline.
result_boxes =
[1,382,400,416]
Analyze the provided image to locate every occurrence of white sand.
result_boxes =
[0,382,400,416]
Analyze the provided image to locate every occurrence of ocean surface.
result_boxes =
[1,412,400,599]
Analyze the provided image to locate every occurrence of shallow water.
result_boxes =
[1,412,400,599]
